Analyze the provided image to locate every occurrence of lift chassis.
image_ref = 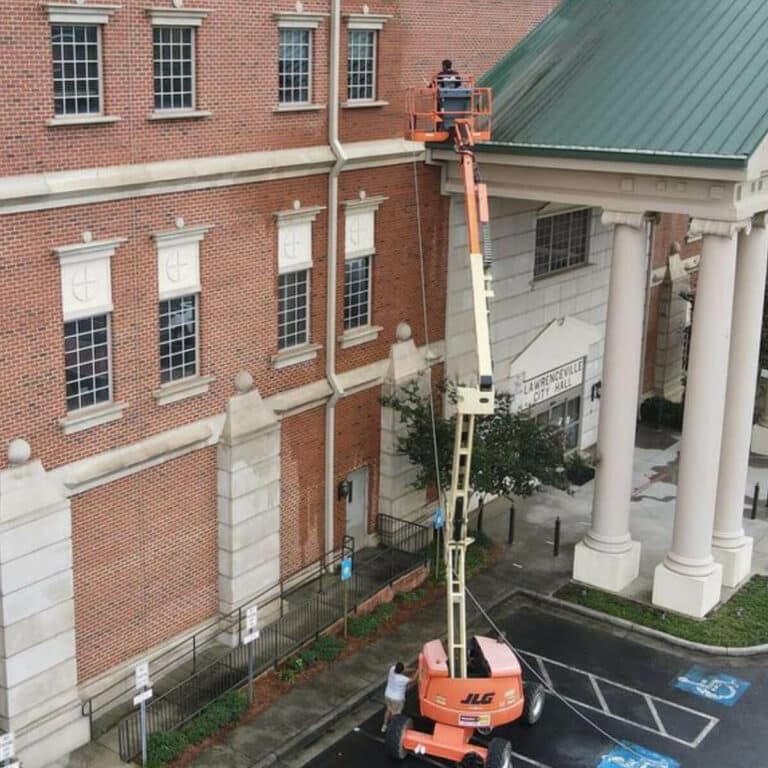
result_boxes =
[387,81,545,768]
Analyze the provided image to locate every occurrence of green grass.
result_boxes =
[557,575,768,647]
[429,529,494,584]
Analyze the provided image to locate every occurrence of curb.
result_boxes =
[515,588,768,657]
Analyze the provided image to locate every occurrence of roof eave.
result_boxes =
[475,142,749,170]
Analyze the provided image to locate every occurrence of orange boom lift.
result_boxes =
[386,80,546,768]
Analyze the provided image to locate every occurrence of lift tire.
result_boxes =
[522,681,545,725]
[485,738,513,768]
[384,715,412,760]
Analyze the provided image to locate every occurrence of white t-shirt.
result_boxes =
[385,666,410,701]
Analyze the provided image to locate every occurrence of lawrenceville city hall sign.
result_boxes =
[511,357,585,411]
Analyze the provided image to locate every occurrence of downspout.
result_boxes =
[325,0,347,558]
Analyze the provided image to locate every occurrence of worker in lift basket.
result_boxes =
[436,58,461,88]
[381,661,418,732]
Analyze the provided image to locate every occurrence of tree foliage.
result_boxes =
[381,379,569,501]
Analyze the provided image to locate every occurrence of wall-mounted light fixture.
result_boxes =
[591,381,602,401]
[337,479,353,502]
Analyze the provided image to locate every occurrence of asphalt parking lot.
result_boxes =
[299,601,768,768]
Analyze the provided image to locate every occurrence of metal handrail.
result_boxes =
[82,538,352,737]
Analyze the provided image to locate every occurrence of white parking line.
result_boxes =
[518,649,719,749]
[512,751,553,767]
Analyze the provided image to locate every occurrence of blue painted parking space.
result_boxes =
[675,666,750,707]
[597,741,680,768]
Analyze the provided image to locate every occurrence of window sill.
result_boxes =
[47,115,122,127]
[341,100,389,109]
[273,103,326,113]
[148,109,212,121]
[271,342,321,369]
[532,262,595,284]
[339,325,383,349]
[153,374,215,406]
[59,401,128,435]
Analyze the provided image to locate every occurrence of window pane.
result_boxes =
[51,24,101,116]
[278,28,311,104]
[153,26,194,110]
[63,314,111,411]
[343,255,370,330]
[534,209,590,277]
[347,29,375,101]
[278,270,309,348]
[159,294,198,383]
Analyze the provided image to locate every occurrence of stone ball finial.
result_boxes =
[395,321,412,342]
[234,370,254,394]
[8,438,31,465]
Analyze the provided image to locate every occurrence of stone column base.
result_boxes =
[712,537,753,588]
[751,423,768,456]
[652,561,723,618]
[573,540,641,593]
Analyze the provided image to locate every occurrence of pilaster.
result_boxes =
[217,373,281,617]
[0,439,89,768]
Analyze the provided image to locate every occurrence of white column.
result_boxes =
[573,211,645,592]
[712,217,768,586]
[653,218,748,617]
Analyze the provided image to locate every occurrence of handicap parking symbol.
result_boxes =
[675,666,750,706]
[598,741,679,768]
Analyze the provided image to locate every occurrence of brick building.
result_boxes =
[0,1,558,764]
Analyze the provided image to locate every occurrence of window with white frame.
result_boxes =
[51,24,102,116]
[278,269,309,348]
[275,206,323,356]
[534,208,590,277]
[54,236,125,430]
[153,26,195,110]
[344,255,370,329]
[44,3,118,120]
[279,27,312,104]
[64,313,111,410]
[153,224,209,389]
[347,29,376,101]
[535,393,582,450]
[159,294,198,382]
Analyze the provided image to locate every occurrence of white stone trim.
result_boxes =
[342,100,389,109]
[43,2,120,24]
[340,324,382,349]
[145,7,210,26]
[0,140,423,214]
[272,11,327,28]
[47,115,122,127]
[274,204,325,224]
[53,237,125,321]
[153,374,215,406]
[154,224,211,299]
[276,206,323,274]
[601,210,646,229]
[341,194,387,212]
[148,109,212,121]
[689,217,753,240]
[271,343,321,369]
[268,379,332,417]
[344,12,391,29]
[273,103,326,113]
[58,401,128,435]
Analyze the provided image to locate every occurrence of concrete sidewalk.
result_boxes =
[59,424,768,768]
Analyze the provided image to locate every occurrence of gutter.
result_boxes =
[324,0,347,558]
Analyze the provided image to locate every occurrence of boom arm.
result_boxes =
[444,119,495,678]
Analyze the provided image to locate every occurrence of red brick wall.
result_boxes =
[71,446,217,682]
[280,405,326,577]
[1,0,556,176]
[334,386,381,548]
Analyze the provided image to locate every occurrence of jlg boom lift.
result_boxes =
[386,79,546,768]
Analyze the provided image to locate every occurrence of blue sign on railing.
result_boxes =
[598,742,679,768]
[675,666,750,707]
[433,507,445,530]
[340,557,353,581]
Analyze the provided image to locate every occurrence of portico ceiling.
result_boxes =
[432,0,768,221]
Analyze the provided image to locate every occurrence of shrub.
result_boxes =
[298,648,318,667]
[147,730,188,764]
[375,602,396,622]
[348,613,379,637]
[311,634,345,661]
[279,668,298,684]
[286,655,306,672]
[181,690,247,745]
[396,588,425,604]
[564,450,595,486]
[639,395,684,430]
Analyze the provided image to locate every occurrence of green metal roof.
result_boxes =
[479,0,768,167]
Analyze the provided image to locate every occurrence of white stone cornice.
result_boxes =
[601,210,646,229]
[689,217,752,240]
[145,6,210,26]
[43,2,121,24]
[152,223,212,247]
[52,236,127,263]
[344,12,392,29]
[273,204,325,224]
[272,11,328,28]
[342,194,388,212]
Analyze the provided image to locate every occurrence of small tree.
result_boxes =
[381,380,569,511]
